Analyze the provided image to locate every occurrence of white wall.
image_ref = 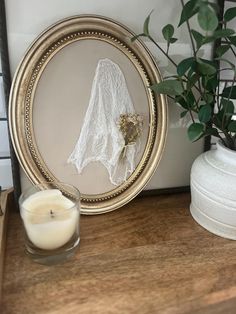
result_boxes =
[6,0,193,73]
[5,0,207,191]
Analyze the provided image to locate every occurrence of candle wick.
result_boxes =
[50,210,54,218]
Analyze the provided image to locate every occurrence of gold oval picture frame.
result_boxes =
[9,15,167,214]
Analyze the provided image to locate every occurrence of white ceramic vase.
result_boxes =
[190,141,236,239]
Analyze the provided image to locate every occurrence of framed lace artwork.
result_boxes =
[9,16,168,214]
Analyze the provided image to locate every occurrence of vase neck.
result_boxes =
[216,141,236,166]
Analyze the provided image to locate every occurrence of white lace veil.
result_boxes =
[67,58,140,186]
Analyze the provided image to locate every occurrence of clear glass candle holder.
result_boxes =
[19,182,80,265]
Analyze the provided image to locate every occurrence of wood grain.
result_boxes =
[2,193,236,314]
[0,189,13,303]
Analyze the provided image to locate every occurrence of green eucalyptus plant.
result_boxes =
[133,0,236,150]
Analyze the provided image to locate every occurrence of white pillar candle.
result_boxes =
[20,189,79,250]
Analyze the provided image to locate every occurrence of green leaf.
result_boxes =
[176,91,196,110]
[228,121,236,132]
[162,24,174,42]
[208,78,218,91]
[197,60,217,75]
[188,123,205,142]
[177,57,195,76]
[216,45,230,57]
[203,93,214,104]
[180,110,188,118]
[187,73,199,89]
[205,127,219,137]
[187,63,195,77]
[221,98,235,116]
[198,104,212,123]
[131,33,145,42]
[228,36,236,47]
[198,100,207,106]
[224,7,236,22]
[201,59,218,67]
[191,30,204,49]
[201,76,208,88]
[175,96,188,109]
[222,86,236,99]
[204,75,218,91]
[215,99,235,129]
[220,98,234,125]
[213,28,235,38]
[150,80,184,96]
[214,113,223,129]
[185,90,196,107]
[204,29,235,46]
[178,0,199,27]
[198,5,218,31]
[143,10,153,36]
[170,37,178,44]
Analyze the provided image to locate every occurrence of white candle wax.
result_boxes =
[21,189,79,250]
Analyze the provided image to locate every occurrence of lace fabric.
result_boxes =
[67,58,140,186]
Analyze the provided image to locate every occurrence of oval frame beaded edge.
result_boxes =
[9,15,168,214]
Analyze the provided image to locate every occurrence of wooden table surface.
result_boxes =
[2,193,236,314]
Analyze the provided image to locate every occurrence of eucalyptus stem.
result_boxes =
[180,0,202,95]
[195,95,202,110]
[188,109,195,123]
[216,83,220,110]
[224,132,235,150]
[138,0,236,149]
[180,0,196,57]
[215,68,221,112]
[180,79,195,123]
[223,21,236,58]
[182,10,203,95]
[148,35,178,68]
[148,35,202,94]
[229,46,236,59]
[217,133,228,147]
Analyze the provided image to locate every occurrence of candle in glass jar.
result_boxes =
[20,189,79,250]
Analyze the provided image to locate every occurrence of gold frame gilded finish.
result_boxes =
[9,15,168,214]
